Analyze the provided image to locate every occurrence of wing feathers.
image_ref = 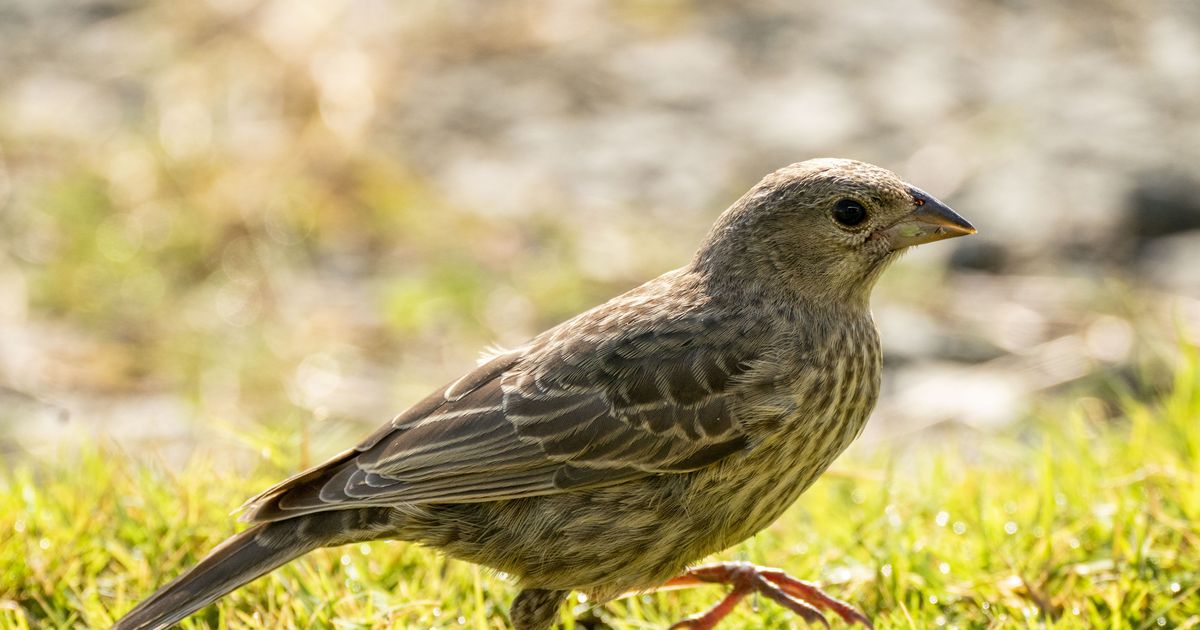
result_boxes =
[244,302,759,523]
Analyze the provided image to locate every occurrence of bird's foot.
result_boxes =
[662,562,872,630]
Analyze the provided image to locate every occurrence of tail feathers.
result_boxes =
[113,520,320,630]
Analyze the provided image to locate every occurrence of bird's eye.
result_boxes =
[832,199,867,227]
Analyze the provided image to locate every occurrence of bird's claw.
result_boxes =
[662,562,872,630]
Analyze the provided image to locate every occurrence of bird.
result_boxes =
[113,158,975,630]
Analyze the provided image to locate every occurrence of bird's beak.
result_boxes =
[880,187,976,251]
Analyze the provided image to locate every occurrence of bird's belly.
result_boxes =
[411,476,720,597]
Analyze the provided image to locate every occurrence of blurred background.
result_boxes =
[2,0,1199,469]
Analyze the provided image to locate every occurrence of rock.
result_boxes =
[1125,170,1200,244]
[947,238,1009,273]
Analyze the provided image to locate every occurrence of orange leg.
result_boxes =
[660,562,872,630]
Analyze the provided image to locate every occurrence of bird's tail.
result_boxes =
[112,518,321,630]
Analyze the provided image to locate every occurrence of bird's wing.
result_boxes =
[243,307,755,522]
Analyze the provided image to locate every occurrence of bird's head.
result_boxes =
[693,158,976,306]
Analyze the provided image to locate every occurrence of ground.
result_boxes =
[3,352,1197,629]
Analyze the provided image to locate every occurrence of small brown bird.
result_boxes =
[114,158,974,630]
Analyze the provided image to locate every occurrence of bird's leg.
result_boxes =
[510,588,568,630]
[660,562,872,629]
[666,581,752,630]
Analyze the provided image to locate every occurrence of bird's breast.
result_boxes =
[690,320,882,550]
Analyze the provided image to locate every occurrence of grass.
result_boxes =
[2,354,1198,630]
